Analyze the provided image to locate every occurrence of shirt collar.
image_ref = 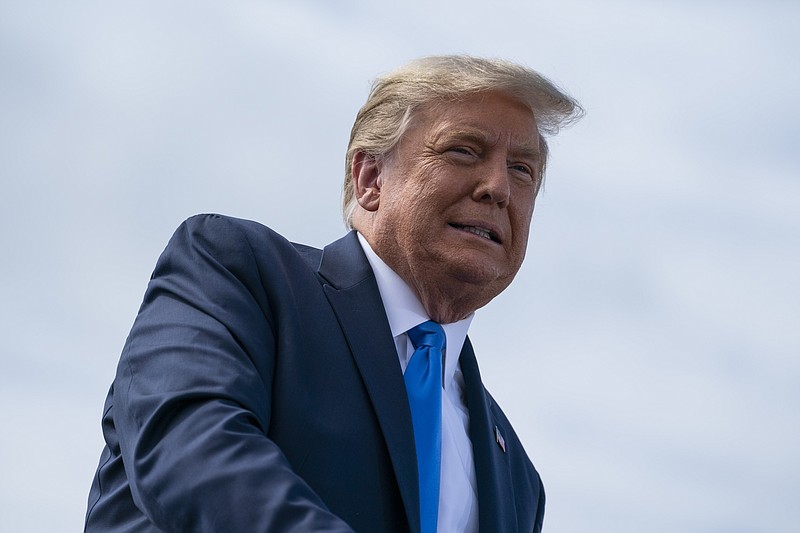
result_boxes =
[357,232,473,389]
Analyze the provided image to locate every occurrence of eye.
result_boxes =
[509,163,534,179]
[449,146,476,157]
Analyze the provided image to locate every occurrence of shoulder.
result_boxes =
[167,213,320,266]
[149,214,327,299]
[175,213,291,250]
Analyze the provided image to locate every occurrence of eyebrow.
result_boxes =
[512,143,543,162]
[435,127,542,161]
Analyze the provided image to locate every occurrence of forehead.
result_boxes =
[412,91,540,149]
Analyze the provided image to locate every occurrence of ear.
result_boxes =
[352,151,382,212]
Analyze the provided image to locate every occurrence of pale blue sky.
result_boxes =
[1,1,798,531]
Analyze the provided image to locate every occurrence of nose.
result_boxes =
[472,158,510,208]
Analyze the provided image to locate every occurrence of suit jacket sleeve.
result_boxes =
[110,214,354,532]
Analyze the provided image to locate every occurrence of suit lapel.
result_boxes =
[317,231,420,533]
[460,337,517,532]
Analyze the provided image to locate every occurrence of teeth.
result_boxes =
[463,226,492,241]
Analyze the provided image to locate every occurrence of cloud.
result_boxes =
[1,1,797,531]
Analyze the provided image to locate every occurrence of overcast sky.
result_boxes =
[1,1,798,532]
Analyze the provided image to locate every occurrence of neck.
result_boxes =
[404,270,489,325]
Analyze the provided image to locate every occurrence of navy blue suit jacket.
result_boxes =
[85,214,545,532]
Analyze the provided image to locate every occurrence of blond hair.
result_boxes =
[342,55,583,227]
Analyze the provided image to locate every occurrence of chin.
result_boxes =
[447,259,514,288]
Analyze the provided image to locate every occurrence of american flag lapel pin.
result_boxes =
[495,426,506,453]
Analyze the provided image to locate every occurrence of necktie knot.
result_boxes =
[408,320,446,352]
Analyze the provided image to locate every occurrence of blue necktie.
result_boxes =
[405,321,445,533]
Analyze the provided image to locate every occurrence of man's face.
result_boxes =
[366,91,541,311]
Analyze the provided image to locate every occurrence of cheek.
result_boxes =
[517,190,537,222]
[510,204,535,248]
[414,161,469,198]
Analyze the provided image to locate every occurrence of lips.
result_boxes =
[449,223,502,244]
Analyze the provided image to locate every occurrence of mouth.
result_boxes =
[449,223,502,244]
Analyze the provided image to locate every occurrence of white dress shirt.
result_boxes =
[358,233,479,533]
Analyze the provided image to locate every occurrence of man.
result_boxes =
[85,55,581,532]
